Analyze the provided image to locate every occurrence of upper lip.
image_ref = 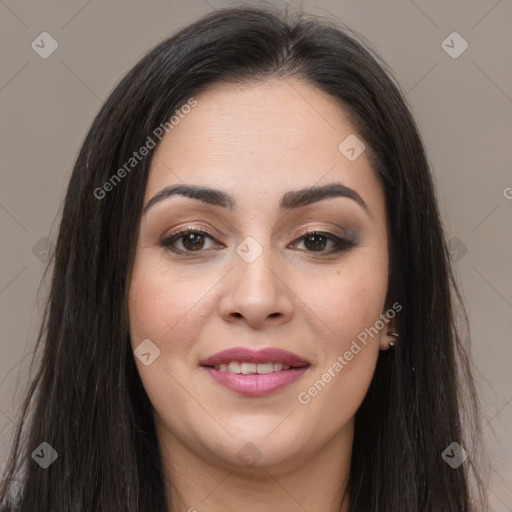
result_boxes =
[199,347,310,367]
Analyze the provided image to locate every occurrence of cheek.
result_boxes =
[127,255,215,420]
[128,254,210,358]
[303,256,389,353]
[299,257,388,405]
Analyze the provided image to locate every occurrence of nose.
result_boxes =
[218,239,294,330]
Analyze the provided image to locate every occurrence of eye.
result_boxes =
[291,229,358,255]
[160,226,358,256]
[160,226,221,253]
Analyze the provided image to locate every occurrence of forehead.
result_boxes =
[145,78,385,221]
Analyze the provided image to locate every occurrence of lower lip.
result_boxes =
[201,366,310,396]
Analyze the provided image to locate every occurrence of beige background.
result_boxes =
[1,0,511,509]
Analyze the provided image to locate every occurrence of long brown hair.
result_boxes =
[0,5,488,511]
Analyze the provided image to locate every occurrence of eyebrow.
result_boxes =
[143,182,371,217]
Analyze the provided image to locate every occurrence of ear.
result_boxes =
[379,314,398,351]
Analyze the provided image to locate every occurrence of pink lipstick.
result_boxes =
[199,347,310,397]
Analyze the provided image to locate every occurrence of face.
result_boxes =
[128,77,393,472]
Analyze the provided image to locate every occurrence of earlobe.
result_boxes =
[387,331,399,348]
[380,314,399,350]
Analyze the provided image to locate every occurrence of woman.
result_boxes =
[0,6,488,511]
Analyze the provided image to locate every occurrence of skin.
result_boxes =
[128,77,397,512]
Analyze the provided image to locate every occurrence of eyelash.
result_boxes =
[159,225,358,256]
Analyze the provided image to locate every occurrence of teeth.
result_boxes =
[241,362,257,374]
[257,362,274,374]
[214,362,295,374]
[228,361,241,373]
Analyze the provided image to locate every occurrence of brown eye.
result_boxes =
[179,232,207,251]
[160,228,220,253]
[293,231,357,254]
[302,233,330,251]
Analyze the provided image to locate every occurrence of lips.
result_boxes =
[199,347,311,396]
[199,347,310,368]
